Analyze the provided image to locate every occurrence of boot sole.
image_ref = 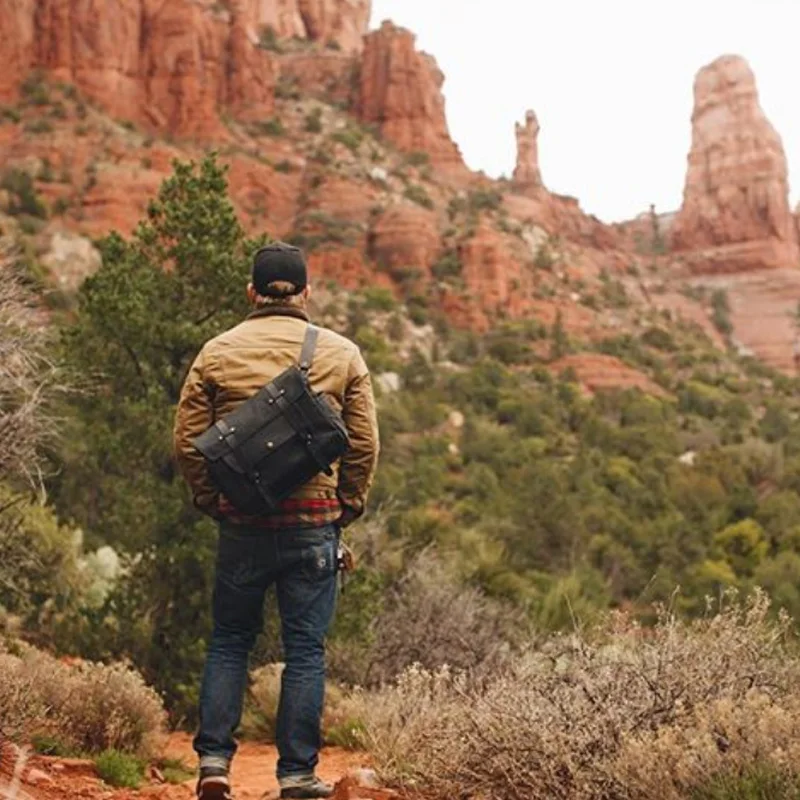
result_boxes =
[199,778,232,800]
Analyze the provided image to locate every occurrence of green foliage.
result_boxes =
[257,25,282,52]
[331,126,364,153]
[405,151,430,168]
[158,758,195,785]
[404,184,434,210]
[431,250,462,281]
[1,106,22,123]
[467,187,503,212]
[95,750,145,789]
[361,287,397,312]
[692,766,800,800]
[255,117,285,137]
[53,154,265,720]
[32,735,76,757]
[1,169,48,218]
[304,107,323,133]
[711,289,733,336]
[23,118,54,134]
[0,486,84,626]
[534,242,556,270]
[20,72,51,106]
[550,310,569,359]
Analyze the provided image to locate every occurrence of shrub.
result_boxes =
[95,750,146,789]
[404,184,434,210]
[405,151,430,168]
[711,289,733,336]
[20,72,50,106]
[360,591,800,800]
[242,663,363,747]
[467,187,503,212]
[431,250,462,281]
[1,107,22,123]
[257,25,282,52]
[23,118,54,134]
[1,169,48,218]
[304,107,323,133]
[331,126,364,154]
[251,117,285,137]
[0,643,166,758]
[330,552,522,687]
[361,287,397,312]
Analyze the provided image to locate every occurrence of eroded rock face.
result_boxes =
[241,0,371,52]
[369,203,441,276]
[459,220,531,317]
[0,0,276,138]
[671,55,799,273]
[357,21,464,169]
[512,110,542,190]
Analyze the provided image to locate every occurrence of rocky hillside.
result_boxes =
[1,1,800,372]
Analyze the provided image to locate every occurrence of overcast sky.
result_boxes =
[369,0,800,223]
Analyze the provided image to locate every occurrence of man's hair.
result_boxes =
[253,281,308,308]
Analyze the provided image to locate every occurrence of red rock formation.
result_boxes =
[459,220,532,316]
[512,110,542,190]
[278,51,356,106]
[369,204,441,276]
[242,0,371,53]
[0,0,276,138]
[357,21,464,169]
[671,55,799,273]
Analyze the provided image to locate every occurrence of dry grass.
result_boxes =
[242,663,364,748]
[0,642,166,759]
[357,591,800,800]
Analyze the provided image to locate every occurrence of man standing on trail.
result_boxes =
[174,243,380,800]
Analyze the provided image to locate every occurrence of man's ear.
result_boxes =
[247,282,258,304]
[303,284,312,302]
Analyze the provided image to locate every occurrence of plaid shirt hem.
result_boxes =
[218,496,342,530]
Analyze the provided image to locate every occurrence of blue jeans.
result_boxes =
[194,522,339,780]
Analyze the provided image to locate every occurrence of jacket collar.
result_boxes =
[246,305,310,322]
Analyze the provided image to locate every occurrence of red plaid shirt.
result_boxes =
[218,495,342,530]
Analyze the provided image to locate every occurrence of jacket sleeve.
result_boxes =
[337,348,380,525]
[173,346,219,515]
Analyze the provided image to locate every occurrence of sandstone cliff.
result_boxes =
[241,0,371,53]
[357,21,464,170]
[0,0,277,138]
[671,54,799,273]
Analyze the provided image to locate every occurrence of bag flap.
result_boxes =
[191,366,307,462]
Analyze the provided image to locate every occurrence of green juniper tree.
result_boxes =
[53,155,267,720]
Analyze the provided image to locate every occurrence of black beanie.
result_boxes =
[252,243,308,296]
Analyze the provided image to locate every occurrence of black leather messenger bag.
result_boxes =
[191,324,349,515]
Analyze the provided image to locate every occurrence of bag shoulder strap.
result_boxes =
[299,324,319,376]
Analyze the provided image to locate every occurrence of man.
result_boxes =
[174,243,380,800]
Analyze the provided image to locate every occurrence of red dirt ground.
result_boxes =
[6,733,391,800]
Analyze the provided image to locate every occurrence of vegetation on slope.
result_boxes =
[3,158,800,800]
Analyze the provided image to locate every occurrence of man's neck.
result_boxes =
[247,305,310,322]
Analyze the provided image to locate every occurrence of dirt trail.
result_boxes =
[6,733,384,800]
[164,733,372,799]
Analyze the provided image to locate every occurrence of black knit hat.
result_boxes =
[252,243,308,296]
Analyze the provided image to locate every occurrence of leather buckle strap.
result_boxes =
[299,324,319,376]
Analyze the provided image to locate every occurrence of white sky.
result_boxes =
[369,0,800,223]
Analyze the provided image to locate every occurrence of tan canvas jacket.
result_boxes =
[173,306,380,527]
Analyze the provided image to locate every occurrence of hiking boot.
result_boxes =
[197,766,232,800]
[279,775,334,799]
